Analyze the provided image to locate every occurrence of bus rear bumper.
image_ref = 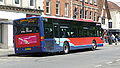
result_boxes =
[15,47,41,54]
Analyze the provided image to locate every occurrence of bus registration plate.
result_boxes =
[25,48,31,50]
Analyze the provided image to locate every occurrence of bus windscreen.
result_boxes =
[13,18,39,35]
[13,18,39,26]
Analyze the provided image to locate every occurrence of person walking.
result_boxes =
[115,34,119,45]
[108,34,112,45]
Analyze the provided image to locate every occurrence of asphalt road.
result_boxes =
[0,43,120,68]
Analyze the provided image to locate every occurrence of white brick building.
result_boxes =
[98,0,120,35]
[108,1,120,35]
[0,0,44,49]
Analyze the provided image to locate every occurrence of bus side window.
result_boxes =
[70,28,78,37]
[71,32,75,37]
[44,28,53,38]
[44,23,54,38]
[53,24,59,38]
[60,29,70,38]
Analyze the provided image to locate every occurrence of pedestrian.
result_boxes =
[111,34,115,43]
[115,34,119,45]
[105,33,110,43]
[103,30,108,43]
[108,34,112,45]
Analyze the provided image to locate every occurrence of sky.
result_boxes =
[107,0,120,2]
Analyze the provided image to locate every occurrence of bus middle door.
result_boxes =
[53,23,61,52]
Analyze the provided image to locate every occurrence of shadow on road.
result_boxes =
[8,48,102,57]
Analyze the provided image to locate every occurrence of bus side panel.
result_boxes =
[68,37,103,50]
[40,37,103,53]
[41,38,63,53]
[94,37,104,47]
[57,37,103,50]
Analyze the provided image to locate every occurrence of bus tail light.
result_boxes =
[37,47,41,48]
[41,36,44,41]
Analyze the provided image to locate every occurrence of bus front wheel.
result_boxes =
[63,42,69,54]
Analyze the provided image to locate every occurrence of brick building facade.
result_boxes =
[43,0,99,21]
[44,0,71,18]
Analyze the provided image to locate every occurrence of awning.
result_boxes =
[108,29,120,32]
[0,21,13,25]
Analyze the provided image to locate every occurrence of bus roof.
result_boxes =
[42,15,95,23]
[14,15,97,23]
[13,16,41,21]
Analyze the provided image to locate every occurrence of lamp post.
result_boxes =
[82,0,84,18]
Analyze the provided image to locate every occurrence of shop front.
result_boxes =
[0,11,26,49]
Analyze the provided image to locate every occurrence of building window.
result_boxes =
[109,22,112,28]
[85,10,88,19]
[73,7,78,19]
[0,24,2,43]
[0,0,3,2]
[94,12,96,21]
[14,0,21,6]
[80,9,82,18]
[102,17,105,24]
[90,0,93,4]
[0,0,4,4]
[56,1,60,15]
[85,0,88,3]
[30,0,34,6]
[46,0,50,14]
[65,3,68,16]
[15,0,19,4]
[94,0,97,5]
[90,11,93,19]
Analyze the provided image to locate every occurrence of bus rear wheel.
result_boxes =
[63,42,69,54]
[91,41,97,51]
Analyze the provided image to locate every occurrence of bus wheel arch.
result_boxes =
[63,41,70,54]
[91,40,97,51]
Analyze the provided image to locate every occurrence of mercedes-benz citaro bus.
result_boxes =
[13,16,104,55]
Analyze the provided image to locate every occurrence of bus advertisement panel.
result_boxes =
[13,16,103,54]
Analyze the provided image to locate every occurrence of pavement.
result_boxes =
[104,42,120,46]
[0,42,120,57]
[0,48,15,57]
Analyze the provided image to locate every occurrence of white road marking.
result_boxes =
[106,61,113,64]
[95,65,102,68]
[115,59,120,62]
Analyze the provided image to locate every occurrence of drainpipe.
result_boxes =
[70,0,73,18]
[82,0,84,19]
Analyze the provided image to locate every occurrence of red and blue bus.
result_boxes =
[13,16,104,54]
